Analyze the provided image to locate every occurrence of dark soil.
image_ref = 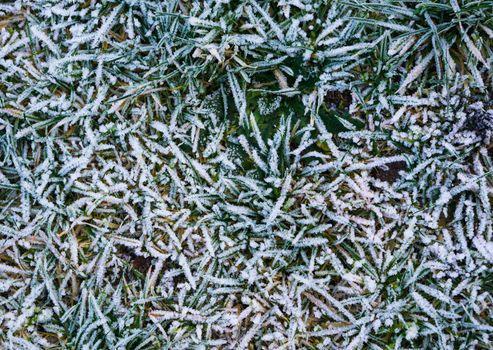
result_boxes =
[371,161,407,183]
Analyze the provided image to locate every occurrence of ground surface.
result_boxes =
[1,1,493,349]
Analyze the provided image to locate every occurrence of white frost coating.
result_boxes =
[397,52,434,94]
[178,254,196,290]
[1,1,492,349]
[31,26,59,55]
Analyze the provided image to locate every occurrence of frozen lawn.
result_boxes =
[1,1,492,349]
